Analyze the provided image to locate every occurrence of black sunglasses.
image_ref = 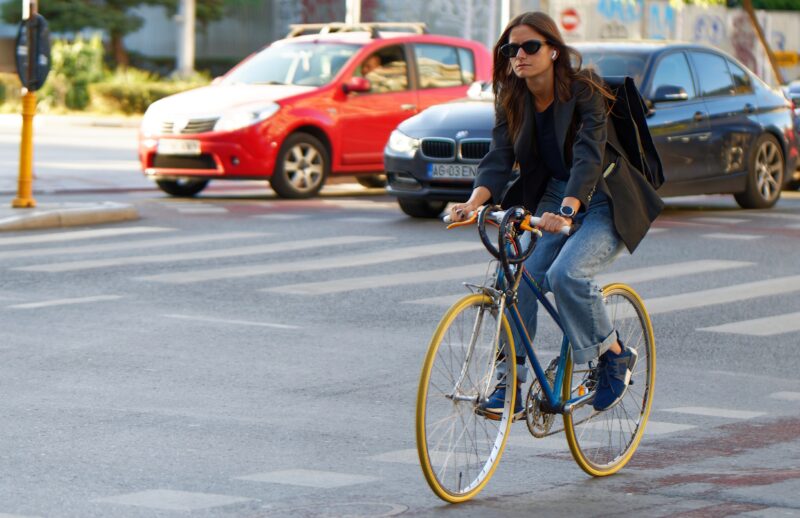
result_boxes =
[499,39,547,58]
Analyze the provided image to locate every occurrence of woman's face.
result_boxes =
[507,25,555,81]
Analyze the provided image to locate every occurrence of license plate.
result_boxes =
[158,139,201,156]
[428,163,477,179]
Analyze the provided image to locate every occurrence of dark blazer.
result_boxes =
[474,76,663,253]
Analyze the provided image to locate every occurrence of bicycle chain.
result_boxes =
[525,357,559,438]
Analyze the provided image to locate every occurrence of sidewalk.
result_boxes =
[0,201,139,231]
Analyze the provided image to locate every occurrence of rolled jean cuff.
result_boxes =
[572,329,618,365]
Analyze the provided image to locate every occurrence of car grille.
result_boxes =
[459,139,491,160]
[421,138,455,160]
[161,118,219,135]
[152,154,217,170]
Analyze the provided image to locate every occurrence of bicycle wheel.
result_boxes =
[563,283,655,476]
[416,293,516,502]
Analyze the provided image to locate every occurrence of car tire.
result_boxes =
[734,134,784,209]
[397,198,448,218]
[271,133,329,199]
[356,174,388,188]
[155,178,209,197]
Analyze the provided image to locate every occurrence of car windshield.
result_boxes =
[223,42,360,87]
[578,51,648,89]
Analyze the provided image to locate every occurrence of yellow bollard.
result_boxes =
[12,90,37,208]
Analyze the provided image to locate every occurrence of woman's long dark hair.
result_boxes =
[492,12,614,143]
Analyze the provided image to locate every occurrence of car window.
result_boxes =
[457,48,476,84]
[692,52,735,98]
[727,60,753,95]
[223,42,359,87]
[415,44,471,89]
[649,52,696,100]
[580,51,647,88]
[358,45,409,93]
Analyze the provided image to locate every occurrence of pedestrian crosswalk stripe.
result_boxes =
[699,311,800,336]
[92,489,254,511]
[769,392,800,401]
[139,241,482,284]
[174,206,228,214]
[15,235,385,273]
[0,226,172,246]
[164,314,298,329]
[0,232,264,261]
[8,295,123,309]
[235,469,378,488]
[645,275,800,315]
[661,407,765,419]
[404,260,753,306]
[252,214,307,220]
[265,263,490,295]
[702,233,763,240]
[692,217,750,225]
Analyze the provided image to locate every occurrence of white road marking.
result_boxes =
[139,241,482,284]
[661,406,765,419]
[406,260,753,306]
[9,295,123,309]
[92,489,254,511]
[175,206,228,214]
[769,392,800,401]
[699,311,800,336]
[0,232,264,261]
[748,212,800,222]
[691,217,750,225]
[265,263,489,295]
[251,214,307,220]
[645,275,800,315]
[0,226,172,246]
[163,314,298,329]
[701,233,763,240]
[16,235,386,272]
[235,469,378,488]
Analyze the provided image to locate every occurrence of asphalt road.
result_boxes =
[0,117,798,517]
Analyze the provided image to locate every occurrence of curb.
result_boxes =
[0,202,140,231]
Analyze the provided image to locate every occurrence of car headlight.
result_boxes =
[214,103,280,132]
[387,130,420,157]
[140,106,163,136]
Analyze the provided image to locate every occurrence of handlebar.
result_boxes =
[444,209,572,235]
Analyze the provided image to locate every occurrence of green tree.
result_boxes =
[0,0,234,68]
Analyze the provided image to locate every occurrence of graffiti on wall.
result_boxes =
[647,3,675,40]
[596,0,641,40]
[693,14,726,45]
[730,12,757,72]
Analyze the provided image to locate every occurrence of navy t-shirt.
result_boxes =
[534,102,570,181]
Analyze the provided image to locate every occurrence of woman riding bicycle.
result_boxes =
[449,12,663,414]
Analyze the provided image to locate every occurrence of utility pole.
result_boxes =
[346,0,361,25]
[175,0,195,78]
[743,0,784,85]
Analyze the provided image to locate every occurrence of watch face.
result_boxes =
[559,206,575,218]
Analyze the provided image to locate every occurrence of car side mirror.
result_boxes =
[343,77,371,94]
[652,85,689,103]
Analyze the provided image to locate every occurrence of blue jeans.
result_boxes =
[513,178,624,367]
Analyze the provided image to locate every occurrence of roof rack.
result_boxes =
[287,22,428,39]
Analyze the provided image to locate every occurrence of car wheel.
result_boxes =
[271,133,329,199]
[397,198,448,218]
[356,174,388,188]
[734,134,784,209]
[155,178,209,197]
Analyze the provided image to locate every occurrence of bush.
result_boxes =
[40,34,106,111]
[0,73,22,108]
[89,68,210,114]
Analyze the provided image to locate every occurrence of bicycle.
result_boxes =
[415,205,655,503]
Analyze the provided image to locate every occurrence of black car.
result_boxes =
[384,41,799,218]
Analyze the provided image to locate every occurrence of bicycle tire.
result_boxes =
[416,293,516,502]
[562,283,656,476]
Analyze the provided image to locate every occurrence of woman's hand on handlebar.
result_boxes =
[448,202,478,223]
[537,211,573,234]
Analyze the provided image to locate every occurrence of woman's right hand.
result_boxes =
[448,202,477,222]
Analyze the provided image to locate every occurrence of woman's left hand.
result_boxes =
[537,211,572,234]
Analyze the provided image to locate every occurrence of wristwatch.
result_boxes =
[558,205,576,219]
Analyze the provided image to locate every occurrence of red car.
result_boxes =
[138,23,492,198]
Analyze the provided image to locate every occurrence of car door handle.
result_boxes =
[401,104,417,111]
[743,103,755,114]
[693,111,708,122]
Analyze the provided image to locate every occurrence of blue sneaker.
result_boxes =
[478,384,524,419]
[592,345,638,411]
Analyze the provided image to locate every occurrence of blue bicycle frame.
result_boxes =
[496,265,594,414]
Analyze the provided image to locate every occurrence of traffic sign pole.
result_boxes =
[13,0,38,209]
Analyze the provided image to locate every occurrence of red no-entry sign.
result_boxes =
[561,8,580,32]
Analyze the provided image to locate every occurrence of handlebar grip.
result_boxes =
[529,216,571,235]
